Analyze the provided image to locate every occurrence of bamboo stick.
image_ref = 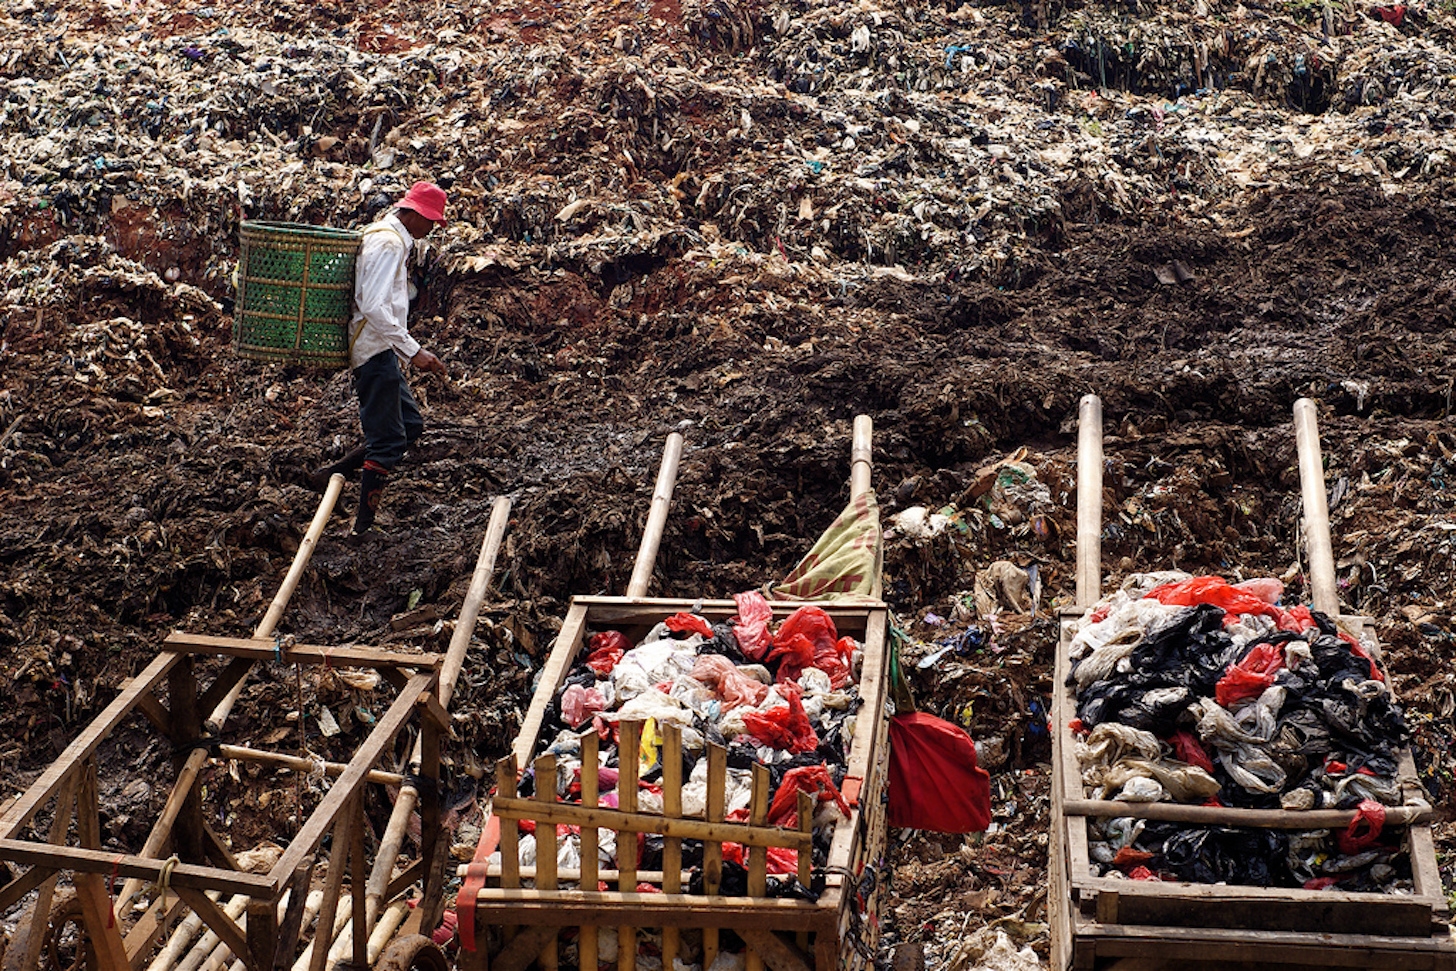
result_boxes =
[145,891,221,971]
[1293,398,1340,617]
[617,720,641,971]
[850,414,873,500]
[364,497,511,943]
[578,730,599,971]
[745,763,770,971]
[1076,394,1104,607]
[1062,798,1430,829]
[626,432,684,597]
[215,744,404,786]
[118,477,345,921]
[702,742,726,969]
[661,723,684,969]
[534,754,559,970]
[228,890,323,971]
[172,894,248,971]
[289,894,352,971]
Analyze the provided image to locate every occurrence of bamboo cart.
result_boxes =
[456,418,891,971]
[0,479,513,971]
[1049,395,1456,971]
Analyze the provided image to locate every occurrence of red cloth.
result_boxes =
[887,713,991,833]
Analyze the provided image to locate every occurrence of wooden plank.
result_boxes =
[578,730,599,971]
[533,754,559,971]
[618,719,641,971]
[162,632,441,670]
[490,925,561,971]
[3,773,78,971]
[661,723,684,970]
[491,797,812,850]
[266,672,433,888]
[308,792,357,971]
[511,603,590,770]
[795,790,812,952]
[73,762,131,971]
[1061,798,1431,829]
[416,714,451,935]
[132,687,170,733]
[0,840,274,897]
[826,607,888,872]
[1078,921,1456,968]
[496,755,520,945]
[1,652,178,838]
[1055,617,1092,891]
[273,862,315,970]
[703,740,727,969]
[168,655,207,866]
[741,929,814,971]
[174,886,250,967]
[467,890,832,930]
[0,863,54,912]
[747,762,771,971]
[246,896,278,971]
[1076,876,1441,938]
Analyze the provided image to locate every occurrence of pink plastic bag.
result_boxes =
[561,684,606,727]
[1233,577,1284,605]
[732,591,774,660]
[742,683,819,753]
[691,654,768,710]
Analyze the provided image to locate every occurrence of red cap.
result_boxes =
[397,181,448,225]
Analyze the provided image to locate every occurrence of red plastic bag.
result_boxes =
[691,654,768,710]
[665,613,713,638]
[887,713,991,834]
[1337,799,1386,853]
[1168,729,1215,774]
[767,764,851,827]
[1214,641,1286,707]
[769,633,816,683]
[1144,576,1285,626]
[720,844,800,875]
[741,683,819,753]
[586,631,630,675]
[732,591,774,660]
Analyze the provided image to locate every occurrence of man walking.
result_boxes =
[309,181,449,535]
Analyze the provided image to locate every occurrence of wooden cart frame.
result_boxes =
[457,418,892,971]
[0,480,514,971]
[1049,395,1456,971]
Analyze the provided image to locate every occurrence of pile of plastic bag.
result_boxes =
[491,591,862,898]
[1068,572,1422,891]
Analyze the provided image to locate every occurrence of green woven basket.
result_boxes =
[233,221,362,368]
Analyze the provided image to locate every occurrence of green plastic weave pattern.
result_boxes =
[233,221,362,368]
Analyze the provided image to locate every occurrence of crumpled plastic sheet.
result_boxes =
[1073,576,1418,890]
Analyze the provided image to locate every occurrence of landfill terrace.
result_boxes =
[2,0,1456,965]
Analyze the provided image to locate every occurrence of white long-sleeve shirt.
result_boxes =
[348,212,420,369]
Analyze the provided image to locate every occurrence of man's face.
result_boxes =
[399,208,438,239]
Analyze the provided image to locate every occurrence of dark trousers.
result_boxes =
[354,350,423,471]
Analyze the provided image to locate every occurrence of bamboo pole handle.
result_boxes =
[205,473,345,735]
[1076,395,1104,607]
[1063,798,1430,829]
[626,432,684,598]
[366,497,513,929]
[850,414,873,500]
[1294,398,1340,617]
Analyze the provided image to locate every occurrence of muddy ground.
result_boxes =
[3,0,1456,964]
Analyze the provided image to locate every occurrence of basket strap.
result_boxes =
[348,223,412,357]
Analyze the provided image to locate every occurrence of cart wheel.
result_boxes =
[376,935,450,971]
[41,893,95,971]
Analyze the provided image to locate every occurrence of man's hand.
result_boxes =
[411,348,448,380]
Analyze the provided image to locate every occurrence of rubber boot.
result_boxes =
[353,465,388,535]
[307,445,367,492]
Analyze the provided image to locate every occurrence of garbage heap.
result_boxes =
[487,592,861,966]
[1068,572,1420,892]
